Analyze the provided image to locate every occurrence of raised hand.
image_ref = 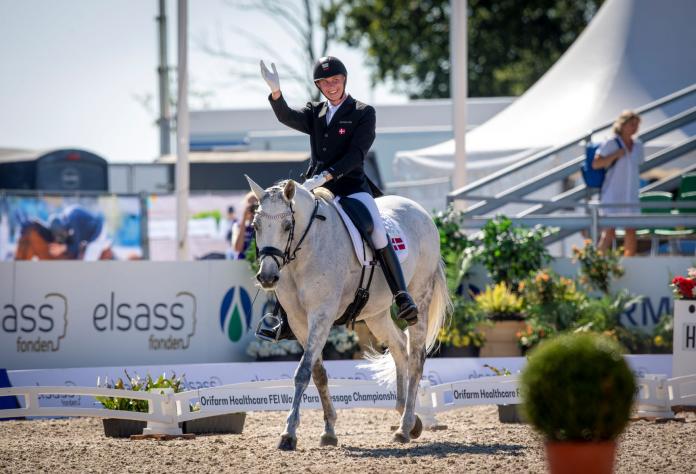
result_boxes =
[260,60,280,93]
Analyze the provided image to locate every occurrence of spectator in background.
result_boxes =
[231,192,258,259]
[223,205,238,259]
[593,110,643,256]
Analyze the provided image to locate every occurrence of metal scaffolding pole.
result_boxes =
[175,0,189,260]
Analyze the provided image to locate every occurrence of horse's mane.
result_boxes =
[21,220,55,242]
[312,187,334,203]
[266,180,335,205]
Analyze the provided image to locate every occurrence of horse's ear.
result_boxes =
[245,175,266,201]
[283,180,296,202]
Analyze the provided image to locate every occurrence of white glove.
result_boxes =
[302,173,327,191]
[260,60,280,93]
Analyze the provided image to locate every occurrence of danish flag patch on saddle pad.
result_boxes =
[332,197,409,266]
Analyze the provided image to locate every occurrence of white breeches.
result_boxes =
[347,192,388,249]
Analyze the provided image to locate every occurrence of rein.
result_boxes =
[258,197,324,269]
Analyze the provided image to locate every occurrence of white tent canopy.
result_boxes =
[394,0,696,189]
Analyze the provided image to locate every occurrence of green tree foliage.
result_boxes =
[326,0,603,98]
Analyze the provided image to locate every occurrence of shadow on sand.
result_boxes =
[343,441,526,458]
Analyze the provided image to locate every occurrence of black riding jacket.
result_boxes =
[269,93,382,197]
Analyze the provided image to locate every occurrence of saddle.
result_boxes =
[332,197,377,328]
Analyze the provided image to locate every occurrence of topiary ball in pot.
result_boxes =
[520,332,636,474]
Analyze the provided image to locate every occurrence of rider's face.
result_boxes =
[316,74,345,104]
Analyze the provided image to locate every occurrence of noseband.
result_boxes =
[257,198,322,269]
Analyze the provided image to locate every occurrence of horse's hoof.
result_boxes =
[278,434,297,451]
[392,431,410,444]
[319,433,338,447]
[410,415,423,439]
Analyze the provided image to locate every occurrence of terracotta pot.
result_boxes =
[479,320,526,357]
[545,441,616,474]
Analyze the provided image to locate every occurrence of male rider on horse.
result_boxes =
[48,206,109,260]
[257,56,418,342]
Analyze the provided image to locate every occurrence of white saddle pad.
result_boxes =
[333,197,409,267]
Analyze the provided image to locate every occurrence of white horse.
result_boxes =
[247,177,450,450]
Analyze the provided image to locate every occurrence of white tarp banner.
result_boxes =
[1,261,271,370]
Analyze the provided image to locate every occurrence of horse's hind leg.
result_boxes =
[364,312,409,432]
[312,358,338,446]
[394,282,432,443]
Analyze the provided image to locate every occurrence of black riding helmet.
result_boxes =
[312,56,347,89]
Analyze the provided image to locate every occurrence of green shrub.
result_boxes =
[477,216,550,290]
[521,333,636,442]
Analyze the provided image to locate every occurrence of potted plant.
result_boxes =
[516,270,586,353]
[520,333,636,474]
[246,338,303,361]
[475,283,525,357]
[435,297,485,357]
[572,240,624,295]
[476,216,550,291]
[322,326,360,360]
[96,372,245,437]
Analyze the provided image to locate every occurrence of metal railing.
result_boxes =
[448,84,696,217]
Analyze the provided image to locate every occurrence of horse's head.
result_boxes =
[246,176,314,290]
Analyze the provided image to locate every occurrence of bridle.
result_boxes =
[257,197,323,269]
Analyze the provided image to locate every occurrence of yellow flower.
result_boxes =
[654,335,664,346]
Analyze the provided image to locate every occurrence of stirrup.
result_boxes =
[395,291,418,326]
[255,313,283,342]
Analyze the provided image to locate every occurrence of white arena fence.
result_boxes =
[2,374,695,435]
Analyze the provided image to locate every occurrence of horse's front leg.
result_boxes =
[313,359,338,446]
[278,311,333,451]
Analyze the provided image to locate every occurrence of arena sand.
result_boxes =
[1,406,695,473]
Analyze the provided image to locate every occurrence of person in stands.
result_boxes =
[593,110,643,256]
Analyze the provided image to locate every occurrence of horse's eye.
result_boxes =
[282,221,292,232]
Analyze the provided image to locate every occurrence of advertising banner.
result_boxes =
[0,193,143,261]
[0,261,271,370]
[4,355,671,410]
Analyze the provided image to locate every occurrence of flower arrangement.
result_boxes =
[96,371,185,412]
[246,338,303,360]
[572,239,624,294]
[475,282,524,320]
[671,268,696,299]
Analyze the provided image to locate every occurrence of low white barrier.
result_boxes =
[2,373,695,434]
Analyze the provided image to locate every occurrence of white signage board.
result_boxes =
[673,300,696,377]
[1,261,271,370]
[5,355,671,410]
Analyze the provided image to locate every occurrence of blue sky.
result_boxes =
[0,0,405,163]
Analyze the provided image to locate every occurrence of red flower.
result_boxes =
[672,276,696,299]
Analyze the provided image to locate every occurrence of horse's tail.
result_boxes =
[362,260,452,387]
[425,260,452,355]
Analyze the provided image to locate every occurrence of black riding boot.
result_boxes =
[256,302,296,342]
[375,244,418,325]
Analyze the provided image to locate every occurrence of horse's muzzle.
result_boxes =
[256,271,279,289]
